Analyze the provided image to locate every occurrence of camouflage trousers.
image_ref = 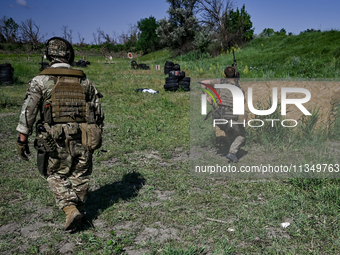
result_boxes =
[216,123,246,155]
[46,137,92,210]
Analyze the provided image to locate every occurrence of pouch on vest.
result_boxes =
[86,102,96,124]
[43,101,53,124]
[80,123,102,151]
[50,125,63,139]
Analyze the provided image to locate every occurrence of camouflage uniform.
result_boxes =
[16,62,104,210]
[206,78,246,156]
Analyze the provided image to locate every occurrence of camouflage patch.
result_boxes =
[47,142,92,209]
[47,174,79,209]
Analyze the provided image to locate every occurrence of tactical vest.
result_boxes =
[212,80,238,120]
[40,68,87,124]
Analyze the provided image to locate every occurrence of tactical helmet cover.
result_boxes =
[46,37,74,64]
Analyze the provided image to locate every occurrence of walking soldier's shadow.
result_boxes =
[78,171,145,231]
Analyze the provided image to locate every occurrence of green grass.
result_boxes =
[170,30,340,79]
[139,48,173,62]
[1,30,340,254]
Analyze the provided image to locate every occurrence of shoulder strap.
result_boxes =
[39,68,85,77]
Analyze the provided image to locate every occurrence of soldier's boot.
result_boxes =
[63,205,82,231]
[226,152,239,163]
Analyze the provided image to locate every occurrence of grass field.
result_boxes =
[1,30,340,254]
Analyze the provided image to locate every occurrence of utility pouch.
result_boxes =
[86,102,96,124]
[43,101,53,124]
[80,123,102,150]
[50,125,63,139]
[62,123,80,140]
[34,139,49,177]
[34,135,57,153]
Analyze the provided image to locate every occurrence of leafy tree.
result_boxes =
[124,39,136,52]
[261,28,275,37]
[137,16,159,54]
[197,1,253,53]
[275,28,287,36]
[226,4,254,46]
[0,16,19,43]
[300,28,321,34]
[193,26,213,53]
[156,0,199,53]
[167,0,197,27]
[260,28,287,37]
[114,44,125,53]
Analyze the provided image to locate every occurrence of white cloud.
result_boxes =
[16,0,27,7]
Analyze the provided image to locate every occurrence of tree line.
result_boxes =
[0,0,298,57]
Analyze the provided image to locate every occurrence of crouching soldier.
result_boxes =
[201,66,246,163]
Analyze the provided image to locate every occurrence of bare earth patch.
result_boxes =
[135,221,179,245]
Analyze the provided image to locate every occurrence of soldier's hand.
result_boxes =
[17,139,30,161]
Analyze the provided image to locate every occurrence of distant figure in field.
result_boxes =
[200,66,246,163]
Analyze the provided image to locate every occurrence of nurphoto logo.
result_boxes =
[201,84,312,128]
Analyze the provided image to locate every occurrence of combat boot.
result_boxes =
[226,152,239,163]
[62,205,82,231]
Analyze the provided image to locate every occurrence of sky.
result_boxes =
[1,0,340,44]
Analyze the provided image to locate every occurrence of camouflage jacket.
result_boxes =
[16,63,104,136]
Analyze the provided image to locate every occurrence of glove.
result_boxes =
[17,138,30,161]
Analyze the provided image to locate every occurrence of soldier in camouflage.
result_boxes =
[201,66,246,163]
[16,37,104,230]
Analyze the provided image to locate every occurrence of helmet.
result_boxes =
[45,37,74,64]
